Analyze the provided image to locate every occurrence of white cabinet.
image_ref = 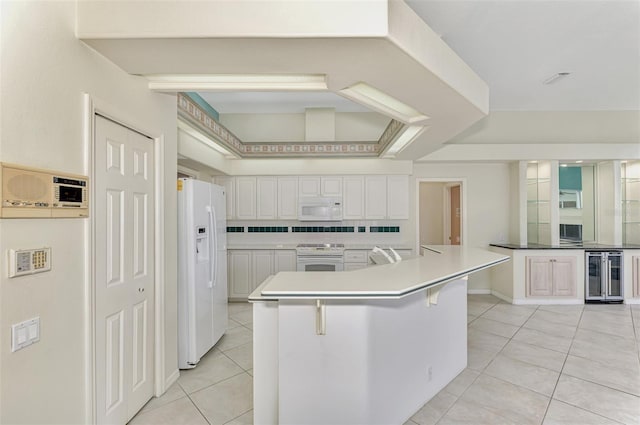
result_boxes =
[343,176,365,220]
[365,176,387,219]
[365,175,409,219]
[344,250,369,271]
[387,175,409,219]
[229,249,296,300]
[299,176,343,197]
[299,177,321,197]
[252,251,274,290]
[277,177,298,219]
[526,256,576,297]
[275,250,297,272]
[633,256,640,298]
[236,177,257,220]
[215,176,235,219]
[321,177,343,197]
[257,177,277,220]
[228,250,252,299]
[224,174,408,221]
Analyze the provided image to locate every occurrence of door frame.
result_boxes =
[443,183,462,245]
[82,93,167,423]
[415,178,467,254]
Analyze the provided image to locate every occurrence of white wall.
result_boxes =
[411,163,512,291]
[0,2,177,423]
[220,112,389,143]
[418,182,445,245]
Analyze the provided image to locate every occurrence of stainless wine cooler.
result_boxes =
[585,251,623,302]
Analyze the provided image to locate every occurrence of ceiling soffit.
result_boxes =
[77,0,489,160]
[178,93,404,158]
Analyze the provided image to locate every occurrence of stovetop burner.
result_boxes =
[296,243,345,256]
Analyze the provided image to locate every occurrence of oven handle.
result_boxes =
[297,256,344,263]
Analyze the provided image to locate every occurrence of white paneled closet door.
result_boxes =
[94,115,155,424]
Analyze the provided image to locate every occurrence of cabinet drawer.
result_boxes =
[344,250,368,263]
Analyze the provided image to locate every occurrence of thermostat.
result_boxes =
[8,248,51,278]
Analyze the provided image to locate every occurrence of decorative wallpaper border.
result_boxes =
[177,93,405,158]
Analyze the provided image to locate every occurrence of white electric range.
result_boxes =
[296,243,345,272]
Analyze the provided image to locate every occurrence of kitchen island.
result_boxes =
[249,246,509,425]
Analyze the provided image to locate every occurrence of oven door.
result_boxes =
[296,256,344,272]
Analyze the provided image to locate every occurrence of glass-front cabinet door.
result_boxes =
[586,252,603,299]
[607,252,623,299]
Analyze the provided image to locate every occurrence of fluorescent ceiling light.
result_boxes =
[575,160,583,164]
[146,74,327,91]
[339,83,429,125]
[560,164,568,167]
[177,119,237,159]
[543,72,571,85]
[382,125,427,158]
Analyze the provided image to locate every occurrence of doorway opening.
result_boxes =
[416,179,466,254]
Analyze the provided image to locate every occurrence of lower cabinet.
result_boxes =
[526,256,577,297]
[344,250,369,270]
[633,256,640,298]
[228,249,296,300]
[344,248,414,270]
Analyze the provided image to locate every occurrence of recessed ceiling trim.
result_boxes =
[177,119,237,158]
[177,93,406,158]
[382,125,428,158]
[339,82,430,125]
[147,74,328,92]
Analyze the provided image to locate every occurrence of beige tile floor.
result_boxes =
[129,296,640,425]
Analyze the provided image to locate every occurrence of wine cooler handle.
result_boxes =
[607,259,612,296]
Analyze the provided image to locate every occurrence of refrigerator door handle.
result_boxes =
[207,206,216,289]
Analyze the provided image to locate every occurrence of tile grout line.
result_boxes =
[538,303,583,425]
[435,299,521,425]
[477,303,561,421]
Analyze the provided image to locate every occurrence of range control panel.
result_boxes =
[8,248,51,278]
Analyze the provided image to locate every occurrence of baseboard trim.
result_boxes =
[512,298,583,305]
[490,290,513,304]
[467,289,491,295]
[164,369,180,393]
[624,298,640,305]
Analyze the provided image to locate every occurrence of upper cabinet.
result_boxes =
[215,176,235,220]
[343,176,365,220]
[299,176,343,197]
[277,177,298,220]
[236,177,257,220]
[299,177,321,197]
[622,161,640,245]
[321,177,343,197]
[518,160,635,246]
[216,174,410,221]
[365,175,409,220]
[256,177,277,220]
[387,175,409,219]
[365,176,387,219]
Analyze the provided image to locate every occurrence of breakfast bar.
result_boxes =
[249,246,509,425]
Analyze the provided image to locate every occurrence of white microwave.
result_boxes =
[298,196,343,221]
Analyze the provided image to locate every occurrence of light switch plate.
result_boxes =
[11,317,40,352]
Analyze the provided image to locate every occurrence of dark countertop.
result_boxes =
[490,243,640,251]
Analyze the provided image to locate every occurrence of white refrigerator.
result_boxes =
[178,178,228,369]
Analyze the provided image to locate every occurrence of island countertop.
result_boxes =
[249,246,509,300]
[490,242,640,250]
